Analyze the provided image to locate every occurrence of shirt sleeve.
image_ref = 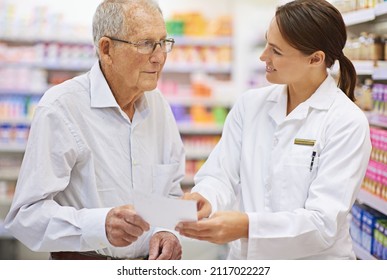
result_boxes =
[4,106,111,252]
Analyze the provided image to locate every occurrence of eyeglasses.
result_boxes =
[105,36,175,54]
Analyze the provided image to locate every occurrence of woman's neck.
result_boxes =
[286,72,327,115]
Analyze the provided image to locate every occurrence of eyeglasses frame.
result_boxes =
[104,36,175,54]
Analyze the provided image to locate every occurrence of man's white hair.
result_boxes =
[92,0,162,55]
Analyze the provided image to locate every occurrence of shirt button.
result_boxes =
[273,137,279,146]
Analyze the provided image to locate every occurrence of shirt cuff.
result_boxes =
[79,207,112,249]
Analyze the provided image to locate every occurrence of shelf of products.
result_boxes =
[353,240,378,260]
[339,2,387,26]
[346,61,387,79]
[358,189,387,216]
[332,0,387,260]
[351,200,387,260]
[162,11,234,187]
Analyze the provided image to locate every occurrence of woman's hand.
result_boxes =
[175,211,249,244]
[182,192,212,220]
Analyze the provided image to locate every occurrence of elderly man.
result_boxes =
[5,0,184,260]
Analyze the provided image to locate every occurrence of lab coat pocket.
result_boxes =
[152,163,181,196]
[283,151,318,208]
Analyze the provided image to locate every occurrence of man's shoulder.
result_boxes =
[39,73,90,106]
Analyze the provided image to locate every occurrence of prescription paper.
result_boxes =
[133,192,198,230]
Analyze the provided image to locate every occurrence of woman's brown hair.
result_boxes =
[276,0,357,101]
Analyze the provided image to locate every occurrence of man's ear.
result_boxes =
[99,37,114,65]
[309,51,325,66]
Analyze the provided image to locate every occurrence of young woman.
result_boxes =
[176,0,371,259]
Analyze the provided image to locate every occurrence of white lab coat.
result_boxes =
[192,75,371,259]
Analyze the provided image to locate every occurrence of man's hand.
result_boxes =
[105,205,150,247]
[148,231,182,260]
[182,192,212,220]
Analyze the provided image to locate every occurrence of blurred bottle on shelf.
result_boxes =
[355,78,373,111]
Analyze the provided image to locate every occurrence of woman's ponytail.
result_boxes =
[337,54,357,102]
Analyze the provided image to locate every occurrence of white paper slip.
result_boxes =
[133,192,197,230]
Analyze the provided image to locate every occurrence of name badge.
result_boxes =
[294,138,316,146]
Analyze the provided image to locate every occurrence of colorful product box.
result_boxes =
[361,207,385,255]
[350,203,364,245]
[373,220,387,259]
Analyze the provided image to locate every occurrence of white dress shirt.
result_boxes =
[5,62,185,259]
[192,75,371,259]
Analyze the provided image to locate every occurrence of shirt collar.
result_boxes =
[90,61,119,108]
[89,61,149,116]
[304,74,338,110]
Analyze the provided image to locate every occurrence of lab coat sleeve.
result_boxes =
[4,106,111,252]
[191,96,245,214]
[246,109,371,259]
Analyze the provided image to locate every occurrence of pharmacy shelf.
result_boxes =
[353,241,378,260]
[173,36,232,47]
[0,143,26,153]
[353,61,377,76]
[0,233,14,240]
[178,123,223,134]
[0,168,19,181]
[357,189,387,216]
[186,150,212,159]
[0,118,32,125]
[0,197,13,207]
[342,2,387,26]
[0,222,14,239]
[0,89,44,96]
[343,8,375,26]
[166,95,234,107]
[331,61,387,77]
[1,61,94,72]
[0,35,93,45]
[41,62,94,72]
[163,64,232,74]
[366,112,387,130]
[375,2,387,17]
[372,61,387,80]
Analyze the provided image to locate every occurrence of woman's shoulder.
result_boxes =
[234,84,284,110]
[334,91,368,121]
[239,84,282,101]
[326,91,370,132]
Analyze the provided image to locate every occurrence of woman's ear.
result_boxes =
[309,51,325,66]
